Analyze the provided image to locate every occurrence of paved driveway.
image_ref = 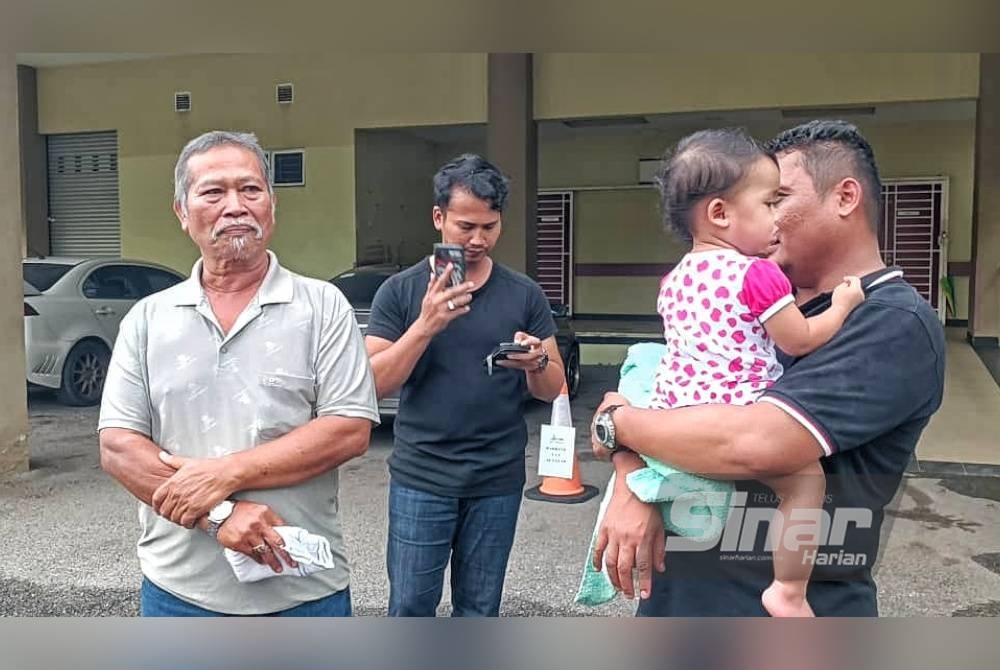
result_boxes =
[3,370,1000,616]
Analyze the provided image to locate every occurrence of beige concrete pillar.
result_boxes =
[0,53,29,474]
[18,65,48,258]
[969,53,1000,348]
[487,53,537,276]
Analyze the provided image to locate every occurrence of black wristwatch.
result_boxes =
[530,348,550,374]
[593,405,624,452]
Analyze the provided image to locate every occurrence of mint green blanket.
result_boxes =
[574,343,734,606]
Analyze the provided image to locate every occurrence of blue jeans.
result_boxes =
[140,577,352,617]
[386,479,522,617]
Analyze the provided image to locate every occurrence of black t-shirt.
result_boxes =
[366,259,558,498]
[638,268,946,616]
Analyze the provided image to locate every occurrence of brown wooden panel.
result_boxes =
[575,263,675,277]
[949,261,972,276]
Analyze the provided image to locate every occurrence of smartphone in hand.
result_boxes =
[484,341,532,376]
[433,243,466,288]
[492,342,531,360]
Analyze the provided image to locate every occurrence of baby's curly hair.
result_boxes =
[655,128,773,243]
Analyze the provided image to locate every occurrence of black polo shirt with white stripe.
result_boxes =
[639,267,946,617]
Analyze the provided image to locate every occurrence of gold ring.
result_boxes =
[252,543,268,553]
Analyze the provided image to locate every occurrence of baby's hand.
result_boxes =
[832,276,864,312]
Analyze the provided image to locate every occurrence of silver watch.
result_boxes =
[594,405,624,452]
[531,348,550,373]
[205,499,235,539]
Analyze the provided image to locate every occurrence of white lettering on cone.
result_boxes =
[537,388,576,479]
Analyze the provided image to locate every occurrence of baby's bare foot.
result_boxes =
[762,580,815,618]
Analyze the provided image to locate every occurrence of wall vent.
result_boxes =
[174,91,192,112]
[276,83,294,104]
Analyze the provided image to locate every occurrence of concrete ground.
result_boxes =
[917,329,1000,465]
[3,366,1000,616]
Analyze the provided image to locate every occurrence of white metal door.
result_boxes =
[47,131,121,257]
[879,178,948,322]
[535,191,573,311]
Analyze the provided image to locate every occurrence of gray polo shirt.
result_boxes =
[98,251,379,614]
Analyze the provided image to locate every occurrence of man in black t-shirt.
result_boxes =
[365,154,566,616]
[589,120,946,616]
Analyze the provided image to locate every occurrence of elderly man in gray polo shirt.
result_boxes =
[99,130,379,616]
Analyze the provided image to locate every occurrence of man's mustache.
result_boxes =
[211,219,263,241]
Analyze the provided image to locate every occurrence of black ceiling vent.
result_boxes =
[276,83,294,104]
[174,91,191,112]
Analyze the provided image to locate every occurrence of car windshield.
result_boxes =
[23,262,76,292]
[330,270,391,309]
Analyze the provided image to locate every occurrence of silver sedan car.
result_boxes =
[23,257,185,405]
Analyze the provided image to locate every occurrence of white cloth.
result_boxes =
[224,526,336,583]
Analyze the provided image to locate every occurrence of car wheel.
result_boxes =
[58,340,111,406]
[565,345,581,400]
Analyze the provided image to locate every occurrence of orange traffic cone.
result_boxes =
[525,381,599,504]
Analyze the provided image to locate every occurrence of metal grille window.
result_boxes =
[271,150,305,186]
[879,178,948,319]
[536,191,573,310]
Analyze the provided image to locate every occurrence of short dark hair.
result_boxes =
[433,153,510,212]
[655,128,774,243]
[766,120,882,230]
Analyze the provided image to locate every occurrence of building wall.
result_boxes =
[873,120,975,319]
[1,56,29,474]
[355,129,438,268]
[17,65,48,258]
[540,119,976,317]
[353,130,489,269]
[970,53,1000,341]
[36,54,488,277]
[571,187,679,314]
[534,53,980,120]
[434,137,487,170]
[32,53,979,316]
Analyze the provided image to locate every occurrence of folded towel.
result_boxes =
[616,341,667,408]
[574,343,734,606]
[626,464,733,539]
[574,472,620,606]
[224,526,336,583]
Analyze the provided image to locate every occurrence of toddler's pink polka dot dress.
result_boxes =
[651,249,795,410]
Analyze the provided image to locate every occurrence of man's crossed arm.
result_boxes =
[587,393,824,600]
[100,415,371,570]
